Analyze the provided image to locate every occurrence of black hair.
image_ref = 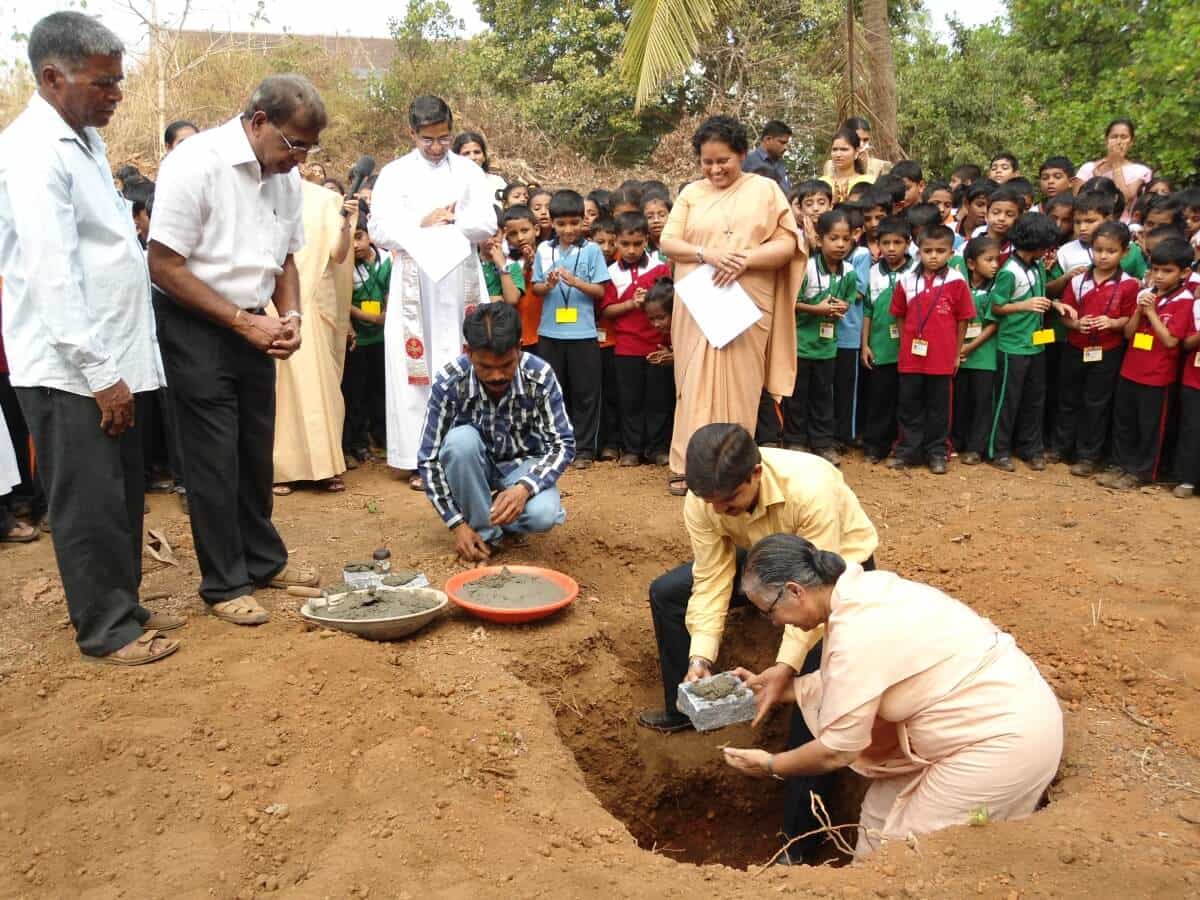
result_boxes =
[692,115,750,156]
[761,120,793,139]
[500,204,537,228]
[685,423,760,498]
[860,189,894,214]
[789,180,832,204]
[747,163,783,187]
[452,131,490,171]
[643,276,675,314]
[842,116,871,134]
[1143,176,1173,195]
[528,187,553,205]
[548,189,585,219]
[744,534,847,593]
[987,185,1023,210]
[841,203,865,231]
[119,173,153,200]
[906,202,943,234]
[1143,194,1186,229]
[130,199,147,218]
[830,127,865,174]
[1009,212,1061,252]
[1105,118,1136,139]
[1078,176,1126,218]
[1007,177,1036,209]
[1039,156,1076,178]
[163,119,198,148]
[614,211,650,237]
[1092,221,1131,249]
[607,186,642,211]
[641,189,672,212]
[991,151,1019,171]
[816,208,853,237]
[964,234,1002,263]
[353,216,370,234]
[877,216,911,241]
[918,223,955,247]
[115,164,141,183]
[1149,236,1194,269]
[590,217,618,236]
[585,189,611,216]
[1144,225,1187,244]
[922,181,952,202]
[409,95,452,130]
[1074,190,1118,218]
[463,301,521,354]
[873,173,907,206]
[892,160,924,184]
[641,179,671,197]
[952,164,982,183]
[965,183,993,205]
[500,181,527,206]
[1178,188,1200,212]
[1044,193,1075,214]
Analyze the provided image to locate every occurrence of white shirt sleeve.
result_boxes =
[454,161,499,245]
[367,160,421,253]
[148,150,208,260]
[4,149,119,393]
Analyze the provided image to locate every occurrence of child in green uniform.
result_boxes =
[860,216,915,462]
[988,213,1077,471]
[953,236,1002,464]
[343,221,391,461]
[481,233,525,306]
[784,209,857,464]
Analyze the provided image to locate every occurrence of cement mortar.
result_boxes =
[310,589,439,621]
[458,567,565,609]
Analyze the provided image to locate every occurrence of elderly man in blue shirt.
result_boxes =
[0,12,182,664]
[418,302,574,563]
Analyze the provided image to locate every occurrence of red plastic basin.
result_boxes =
[443,565,579,624]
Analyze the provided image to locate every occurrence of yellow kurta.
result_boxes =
[272,181,353,483]
[663,173,806,472]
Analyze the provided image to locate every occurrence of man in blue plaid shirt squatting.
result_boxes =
[417,303,575,562]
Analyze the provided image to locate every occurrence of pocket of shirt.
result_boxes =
[274,215,301,263]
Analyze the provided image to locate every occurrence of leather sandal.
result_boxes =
[210,596,271,626]
[86,630,180,666]
[667,474,688,497]
[0,522,38,543]
[143,611,187,632]
[268,565,319,589]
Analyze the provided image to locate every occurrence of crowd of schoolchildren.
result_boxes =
[340,127,1200,500]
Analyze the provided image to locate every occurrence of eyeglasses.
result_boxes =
[418,135,454,148]
[760,584,785,620]
[274,123,320,157]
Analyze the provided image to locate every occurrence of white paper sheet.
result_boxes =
[674,264,763,349]
[401,224,472,283]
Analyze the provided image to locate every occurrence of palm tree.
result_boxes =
[862,0,900,160]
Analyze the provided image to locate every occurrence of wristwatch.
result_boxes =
[282,310,302,323]
[695,247,705,264]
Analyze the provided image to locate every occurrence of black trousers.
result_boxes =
[952,368,995,457]
[537,336,601,459]
[0,372,46,519]
[783,356,835,449]
[1042,341,1062,450]
[1175,386,1200,485]
[896,373,952,462]
[15,388,151,655]
[861,363,898,459]
[342,341,387,452]
[1051,344,1124,463]
[989,351,1045,460]
[156,297,288,603]
[833,347,862,445]
[613,355,674,457]
[755,390,783,444]
[151,290,188,487]
[1113,378,1171,482]
[599,345,622,452]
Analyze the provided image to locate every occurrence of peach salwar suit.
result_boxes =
[661,173,806,472]
[796,564,1063,858]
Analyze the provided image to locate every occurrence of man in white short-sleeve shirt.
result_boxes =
[0,12,182,665]
[148,75,326,627]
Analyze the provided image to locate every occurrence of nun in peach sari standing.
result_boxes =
[658,115,806,495]
[724,534,1063,859]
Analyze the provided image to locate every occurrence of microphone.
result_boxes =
[343,156,375,215]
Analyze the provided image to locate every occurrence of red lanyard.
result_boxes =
[913,270,949,338]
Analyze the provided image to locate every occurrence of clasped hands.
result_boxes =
[706,247,752,288]
[234,312,301,359]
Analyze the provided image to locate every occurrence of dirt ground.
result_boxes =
[1,454,1198,899]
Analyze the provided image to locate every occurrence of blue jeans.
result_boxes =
[440,425,566,544]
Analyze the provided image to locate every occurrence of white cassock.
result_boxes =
[369,149,497,470]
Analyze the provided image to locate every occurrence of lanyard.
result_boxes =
[814,256,842,318]
[1012,254,1046,319]
[1080,268,1123,317]
[913,269,949,337]
[552,241,586,309]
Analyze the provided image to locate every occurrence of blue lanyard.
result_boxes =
[552,242,586,309]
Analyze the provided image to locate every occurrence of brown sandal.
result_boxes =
[210,596,271,626]
[1,522,38,543]
[324,476,346,492]
[272,484,293,496]
[86,629,180,666]
[667,474,688,497]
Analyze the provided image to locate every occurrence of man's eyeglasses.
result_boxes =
[760,584,785,620]
[418,135,453,148]
[274,123,320,157]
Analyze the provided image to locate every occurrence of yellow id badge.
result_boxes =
[1132,332,1154,351]
[361,300,382,316]
[1082,346,1103,363]
[889,324,900,340]
[556,307,579,324]
[964,323,982,340]
[819,322,835,340]
[1032,328,1055,346]
[911,338,929,357]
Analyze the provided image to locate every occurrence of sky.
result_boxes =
[2,0,1006,68]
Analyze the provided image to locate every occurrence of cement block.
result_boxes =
[676,672,757,732]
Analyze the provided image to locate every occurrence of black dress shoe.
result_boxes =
[636,709,692,733]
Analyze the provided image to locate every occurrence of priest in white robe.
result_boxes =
[369,95,497,477]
